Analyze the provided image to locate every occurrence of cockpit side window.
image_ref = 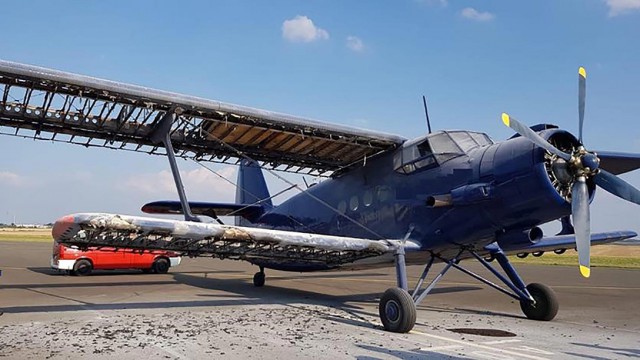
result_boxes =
[428,133,463,163]
[394,138,437,174]
[470,132,493,146]
[449,132,478,153]
[394,131,492,175]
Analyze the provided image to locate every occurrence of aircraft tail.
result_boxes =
[235,159,273,226]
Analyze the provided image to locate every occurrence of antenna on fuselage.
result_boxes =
[422,95,432,134]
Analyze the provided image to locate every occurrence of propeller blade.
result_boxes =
[501,113,571,161]
[578,67,586,143]
[571,177,591,278]
[595,169,640,205]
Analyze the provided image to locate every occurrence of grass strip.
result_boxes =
[0,233,53,243]
[510,254,640,269]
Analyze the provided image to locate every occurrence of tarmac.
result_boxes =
[0,241,638,359]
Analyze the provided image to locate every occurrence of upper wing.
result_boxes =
[0,60,405,176]
[52,213,411,267]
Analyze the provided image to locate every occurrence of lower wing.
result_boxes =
[52,213,418,267]
[495,231,636,256]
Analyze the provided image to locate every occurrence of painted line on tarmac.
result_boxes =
[482,339,522,345]
[410,330,552,360]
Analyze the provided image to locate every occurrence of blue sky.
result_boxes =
[1,0,639,235]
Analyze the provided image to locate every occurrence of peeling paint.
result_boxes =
[53,213,395,255]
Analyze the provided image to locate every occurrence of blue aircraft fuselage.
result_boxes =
[252,128,589,270]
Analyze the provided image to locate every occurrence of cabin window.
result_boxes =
[337,201,347,214]
[349,195,359,211]
[363,190,374,206]
[377,186,393,203]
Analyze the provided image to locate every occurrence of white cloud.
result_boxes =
[121,166,237,202]
[415,0,448,6]
[0,171,28,187]
[605,0,640,16]
[282,15,329,43]
[346,36,365,52]
[460,7,495,22]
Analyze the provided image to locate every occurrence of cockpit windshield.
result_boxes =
[393,131,493,174]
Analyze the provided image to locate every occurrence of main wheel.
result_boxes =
[520,283,559,321]
[72,259,93,276]
[253,271,265,287]
[379,287,416,333]
[152,258,170,274]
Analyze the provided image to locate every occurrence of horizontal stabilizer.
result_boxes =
[142,201,264,221]
[596,151,640,175]
[497,231,636,255]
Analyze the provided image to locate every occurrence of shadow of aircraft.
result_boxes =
[0,270,485,332]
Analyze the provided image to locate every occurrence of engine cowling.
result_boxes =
[496,227,543,249]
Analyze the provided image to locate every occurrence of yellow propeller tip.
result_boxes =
[579,67,587,79]
[580,265,590,278]
[501,113,510,127]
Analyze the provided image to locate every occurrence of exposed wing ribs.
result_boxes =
[0,60,404,175]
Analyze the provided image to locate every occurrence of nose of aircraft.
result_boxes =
[51,215,75,240]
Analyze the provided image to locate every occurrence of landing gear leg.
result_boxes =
[253,266,265,287]
[379,244,559,332]
[379,245,417,333]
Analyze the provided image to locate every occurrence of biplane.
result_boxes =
[1,60,639,333]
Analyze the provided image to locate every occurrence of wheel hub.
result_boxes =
[385,300,400,323]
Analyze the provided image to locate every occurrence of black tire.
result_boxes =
[152,258,170,274]
[253,271,265,287]
[484,254,495,262]
[379,287,416,333]
[516,253,528,258]
[73,259,92,276]
[520,283,559,321]
[532,251,544,257]
[554,249,566,255]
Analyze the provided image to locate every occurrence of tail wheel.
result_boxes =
[72,259,92,276]
[520,283,559,321]
[379,287,416,333]
[152,258,170,274]
[253,271,265,287]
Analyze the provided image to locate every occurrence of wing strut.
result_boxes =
[150,107,200,222]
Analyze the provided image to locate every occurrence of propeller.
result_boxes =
[501,67,640,278]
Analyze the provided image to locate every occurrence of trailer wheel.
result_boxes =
[152,258,170,274]
[72,259,93,276]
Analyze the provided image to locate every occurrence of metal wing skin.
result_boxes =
[0,59,405,176]
[497,231,636,255]
[51,213,411,268]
